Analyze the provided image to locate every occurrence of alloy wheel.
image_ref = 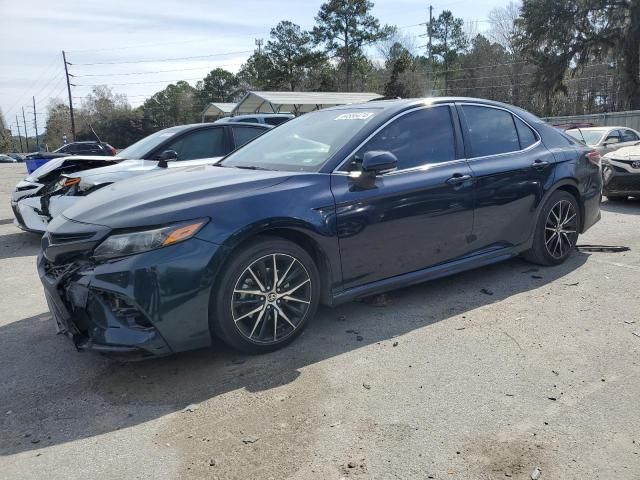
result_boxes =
[231,253,312,344]
[544,199,578,259]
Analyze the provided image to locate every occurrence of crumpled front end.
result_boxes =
[38,219,225,357]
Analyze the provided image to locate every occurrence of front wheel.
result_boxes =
[210,237,320,354]
[523,191,581,266]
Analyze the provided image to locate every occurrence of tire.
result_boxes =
[210,236,320,354]
[523,191,581,266]
[606,195,627,201]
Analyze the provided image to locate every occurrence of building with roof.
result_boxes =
[232,91,382,116]
[201,102,237,122]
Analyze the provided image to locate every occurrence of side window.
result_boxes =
[514,117,538,149]
[232,126,265,149]
[237,118,258,123]
[264,117,289,126]
[463,105,520,157]
[622,129,639,142]
[164,128,226,161]
[353,106,456,171]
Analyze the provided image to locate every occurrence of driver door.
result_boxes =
[331,105,475,289]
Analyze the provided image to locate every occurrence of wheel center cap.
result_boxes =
[268,292,277,303]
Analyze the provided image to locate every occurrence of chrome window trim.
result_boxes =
[333,103,457,174]
[457,102,542,162]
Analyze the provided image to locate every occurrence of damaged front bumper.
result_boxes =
[38,236,225,357]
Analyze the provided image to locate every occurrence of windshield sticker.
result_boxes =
[334,112,375,121]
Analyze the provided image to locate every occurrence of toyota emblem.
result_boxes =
[632,160,640,169]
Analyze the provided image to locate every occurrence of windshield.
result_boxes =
[566,129,607,145]
[117,126,184,159]
[220,108,380,172]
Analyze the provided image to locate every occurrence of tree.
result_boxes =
[196,68,240,105]
[488,1,522,54]
[0,109,12,152]
[383,42,415,97]
[44,100,72,150]
[516,0,640,112]
[313,0,391,90]
[142,81,200,129]
[265,21,325,91]
[237,52,279,91]
[431,10,468,94]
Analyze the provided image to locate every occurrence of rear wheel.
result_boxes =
[210,237,320,354]
[523,191,580,266]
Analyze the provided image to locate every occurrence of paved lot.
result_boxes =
[0,163,639,479]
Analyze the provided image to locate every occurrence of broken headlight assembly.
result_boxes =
[93,219,208,260]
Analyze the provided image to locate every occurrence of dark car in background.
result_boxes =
[39,97,602,358]
[26,141,117,159]
[0,154,18,163]
[13,122,271,233]
[216,113,294,126]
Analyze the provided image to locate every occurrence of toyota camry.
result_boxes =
[38,97,602,357]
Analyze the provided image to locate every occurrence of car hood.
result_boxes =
[58,165,293,229]
[26,155,122,182]
[604,145,640,161]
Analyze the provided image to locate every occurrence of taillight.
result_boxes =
[586,150,601,167]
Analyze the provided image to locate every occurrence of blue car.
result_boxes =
[39,97,602,357]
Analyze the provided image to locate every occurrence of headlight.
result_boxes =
[93,219,208,260]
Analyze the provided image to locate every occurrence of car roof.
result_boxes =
[566,126,623,131]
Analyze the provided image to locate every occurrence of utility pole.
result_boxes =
[22,107,31,152]
[255,38,263,55]
[32,96,39,152]
[419,5,435,95]
[62,50,76,141]
[15,116,24,152]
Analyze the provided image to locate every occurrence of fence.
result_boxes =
[543,110,640,130]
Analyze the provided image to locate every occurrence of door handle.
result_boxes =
[446,174,472,185]
[531,159,550,170]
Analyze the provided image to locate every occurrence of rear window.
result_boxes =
[264,117,290,126]
[463,105,520,157]
[515,117,538,149]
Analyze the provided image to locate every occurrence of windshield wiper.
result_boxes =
[232,165,272,171]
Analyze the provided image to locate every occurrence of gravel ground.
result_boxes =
[0,162,638,480]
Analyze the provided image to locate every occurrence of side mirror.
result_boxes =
[361,150,398,174]
[157,150,178,168]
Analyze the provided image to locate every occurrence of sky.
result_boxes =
[0,0,508,136]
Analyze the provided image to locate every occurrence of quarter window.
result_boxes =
[353,106,456,171]
[514,117,538,149]
[463,105,520,157]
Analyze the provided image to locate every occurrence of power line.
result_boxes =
[71,62,244,78]
[69,49,254,66]
[74,77,205,87]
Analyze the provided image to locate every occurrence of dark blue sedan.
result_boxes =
[39,97,602,357]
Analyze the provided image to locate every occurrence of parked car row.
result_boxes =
[10,98,604,359]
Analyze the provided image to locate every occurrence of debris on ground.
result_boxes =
[364,293,389,307]
[562,282,580,286]
[362,383,371,390]
[392,341,399,347]
[552,370,559,376]
[208,458,216,467]
[576,244,630,253]
[182,404,199,413]
[481,288,494,296]
[531,275,543,279]
[530,466,542,479]
[356,335,363,342]
[547,397,557,401]
[632,331,640,338]
[337,314,347,322]
[241,436,259,444]
[455,327,466,331]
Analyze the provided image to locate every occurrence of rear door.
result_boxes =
[457,103,556,251]
[331,104,475,289]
